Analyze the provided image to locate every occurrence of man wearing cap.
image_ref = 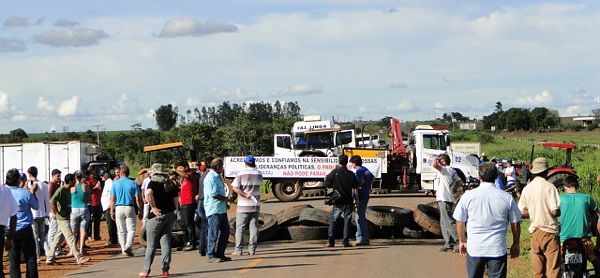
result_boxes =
[518,157,561,277]
[231,155,263,256]
[6,168,39,277]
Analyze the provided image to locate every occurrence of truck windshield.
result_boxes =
[423,134,447,150]
[294,132,335,149]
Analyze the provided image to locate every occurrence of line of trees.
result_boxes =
[482,102,561,132]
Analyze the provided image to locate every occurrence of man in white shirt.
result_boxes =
[100,171,118,246]
[27,166,50,263]
[454,162,522,278]
[1,184,19,278]
[433,153,459,252]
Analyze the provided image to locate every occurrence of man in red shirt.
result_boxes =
[87,171,103,241]
[176,161,198,251]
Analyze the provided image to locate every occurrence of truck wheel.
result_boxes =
[366,206,413,227]
[298,208,330,226]
[273,180,303,202]
[548,173,576,192]
[228,213,279,243]
[285,225,329,241]
[414,204,441,236]
[275,204,314,226]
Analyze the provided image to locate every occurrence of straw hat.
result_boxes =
[530,157,549,174]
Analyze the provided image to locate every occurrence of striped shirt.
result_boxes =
[232,167,262,213]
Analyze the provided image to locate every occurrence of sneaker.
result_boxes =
[248,250,255,256]
[76,257,90,265]
[231,251,243,256]
[161,270,169,278]
[183,243,194,251]
[125,249,135,257]
[438,247,454,253]
[342,242,351,248]
[353,241,370,246]
[208,257,224,263]
[325,242,334,248]
[139,272,149,278]
[220,256,232,262]
[45,259,56,265]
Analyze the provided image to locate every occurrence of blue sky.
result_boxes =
[1,0,600,133]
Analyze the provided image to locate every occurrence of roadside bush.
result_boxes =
[477,133,495,144]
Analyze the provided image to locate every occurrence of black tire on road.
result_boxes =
[366,206,413,227]
[275,204,314,226]
[403,227,426,239]
[298,208,330,226]
[228,213,279,244]
[286,225,329,241]
[414,204,441,236]
[273,180,303,202]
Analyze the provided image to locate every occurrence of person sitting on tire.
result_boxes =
[230,155,263,256]
[453,162,522,278]
[349,155,373,246]
[432,153,459,252]
[559,175,600,274]
[325,154,359,248]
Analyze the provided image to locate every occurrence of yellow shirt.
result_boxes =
[518,177,560,234]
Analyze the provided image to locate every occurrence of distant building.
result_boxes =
[458,122,484,130]
[560,116,595,127]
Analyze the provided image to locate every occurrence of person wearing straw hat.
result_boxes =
[518,157,561,278]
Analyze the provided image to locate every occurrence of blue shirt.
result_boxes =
[111,178,139,206]
[453,182,521,257]
[7,185,39,231]
[355,166,373,199]
[203,170,227,217]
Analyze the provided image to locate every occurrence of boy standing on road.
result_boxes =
[518,157,561,278]
[433,153,459,252]
[349,155,373,246]
[559,175,600,274]
[231,155,263,256]
[454,162,521,278]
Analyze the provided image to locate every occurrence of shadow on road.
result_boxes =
[171,263,317,276]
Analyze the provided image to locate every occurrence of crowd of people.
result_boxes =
[2,151,600,278]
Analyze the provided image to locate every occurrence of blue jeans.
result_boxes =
[207,213,229,259]
[8,225,38,278]
[355,197,369,244]
[466,254,507,278]
[195,199,208,255]
[328,204,353,244]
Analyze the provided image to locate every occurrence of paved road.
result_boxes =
[67,194,468,278]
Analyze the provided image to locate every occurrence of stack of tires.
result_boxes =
[276,205,331,240]
[366,206,414,238]
[228,213,280,244]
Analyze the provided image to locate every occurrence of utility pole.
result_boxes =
[91,124,103,147]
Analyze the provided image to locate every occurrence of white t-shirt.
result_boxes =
[505,166,516,183]
[1,185,19,226]
[31,181,50,218]
[435,166,456,203]
[101,178,113,211]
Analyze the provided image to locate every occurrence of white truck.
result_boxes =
[225,119,480,202]
[0,141,111,182]
[274,115,356,158]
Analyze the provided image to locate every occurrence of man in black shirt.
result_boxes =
[326,155,359,247]
[140,164,179,278]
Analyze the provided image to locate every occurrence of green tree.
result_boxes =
[155,104,178,131]
[9,128,28,142]
[503,108,531,131]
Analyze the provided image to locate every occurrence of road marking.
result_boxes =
[240,258,264,273]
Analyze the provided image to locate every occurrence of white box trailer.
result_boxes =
[0,141,99,182]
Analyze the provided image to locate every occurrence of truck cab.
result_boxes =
[274,115,355,157]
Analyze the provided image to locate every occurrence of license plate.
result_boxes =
[565,253,582,264]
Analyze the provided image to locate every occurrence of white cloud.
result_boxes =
[517,90,552,105]
[54,19,79,27]
[0,91,9,113]
[36,97,55,113]
[218,88,256,101]
[10,113,28,122]
[359,107,368,113]
[57,96,80,117]
[387,99,417,112]
[186,97,200,107]
[3,16,30,27]
[145,109,155,119]
[595,97,600,104]
[389,82,408,89]
[434,102,445,109]
[34,27,108,47]
[0,38,27,53]
[272,85,322,97]
[564,105,584,117]
[158,17,238,38]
